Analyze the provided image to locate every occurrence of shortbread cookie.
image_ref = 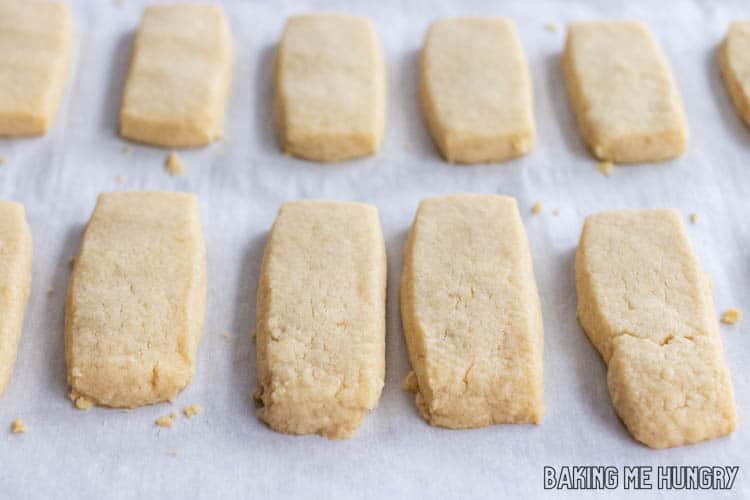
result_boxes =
[0,202,32,396]
[255,200,387,438]
[563,21,688,162]
[576,209,737,448]
[420,18,535,163]
[274,14,386,162]
[120,4,232,148]
[719,22,750,128]
[65,192,206,408]
[400,195,544,428]
[0,0,72,136]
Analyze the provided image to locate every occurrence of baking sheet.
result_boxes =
[1,0,749,498]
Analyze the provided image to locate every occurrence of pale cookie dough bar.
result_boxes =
[65,192,206,408]
[0,202,32,396]
[400,195,544,428]
[120,4,232,148]
[0,0,72,136]
[563,21,688,163]
[420,18,535,163]
[576,209,737,448]
[719,22,750,128]
[255,200,387,438]
[274,14,386,162]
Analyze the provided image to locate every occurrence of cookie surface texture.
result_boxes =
[563,21,687,162]
[120,4,232,148]
[400,194,544,428]
[0,201,32,396]
[576,209,737,448]
[274,14,386,162]
[65,191,206,408]
[720,22,750,128]
[255,200,387,438]
[420,18,535,163]
[0,0,72,136]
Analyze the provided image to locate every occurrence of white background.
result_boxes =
[0,0,748,498]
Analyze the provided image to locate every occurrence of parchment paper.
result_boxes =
[1,1,748,498]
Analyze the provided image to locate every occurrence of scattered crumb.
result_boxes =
[0,156,6,165]
[531,201,543,215]
[552,208,561,216]
[121,145,133,155]
[11,419,26,434]
[183,404,202,419]
[115,175,125,184]
[165,152,185,176]
[689,213,699,224]
[721,308,742,325]
[169,411,178,419]
[155,415,174,428]
[544,23,558,32]
[74,396,95,411]
[596,160,614,177]
[222,330,231,340]
[168,450,178,457]
[46,287,54,296]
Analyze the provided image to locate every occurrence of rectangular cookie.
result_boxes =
[274,14,386,162]
[120,4,232,148]
[0,0,72,136]
[576,209,737,448]
[255,200,387,438]
[719,22,750,128]
[420,18,535,163]
[65,192,206,409]
[563,21,688,162]
[400,195,544,428]
[0,201,32,396]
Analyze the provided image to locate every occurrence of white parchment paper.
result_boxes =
[1,0,749,498]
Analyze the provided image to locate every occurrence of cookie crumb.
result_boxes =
[543,23,558,32]
[721,308,741,325]
[596,160,614,176]
[11,419,26,434]
[222,330,231,340]
[115,175,125,184]
[165,152,185,176]
[0,156,7,165]
[47,287,54,296]
[689,213,699,224]
[552,208,561,216]
[183,404,202,418]
[75,396,95,410]
[156,415,174,428]
[168,449,178,457]
[531,201,543,214]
